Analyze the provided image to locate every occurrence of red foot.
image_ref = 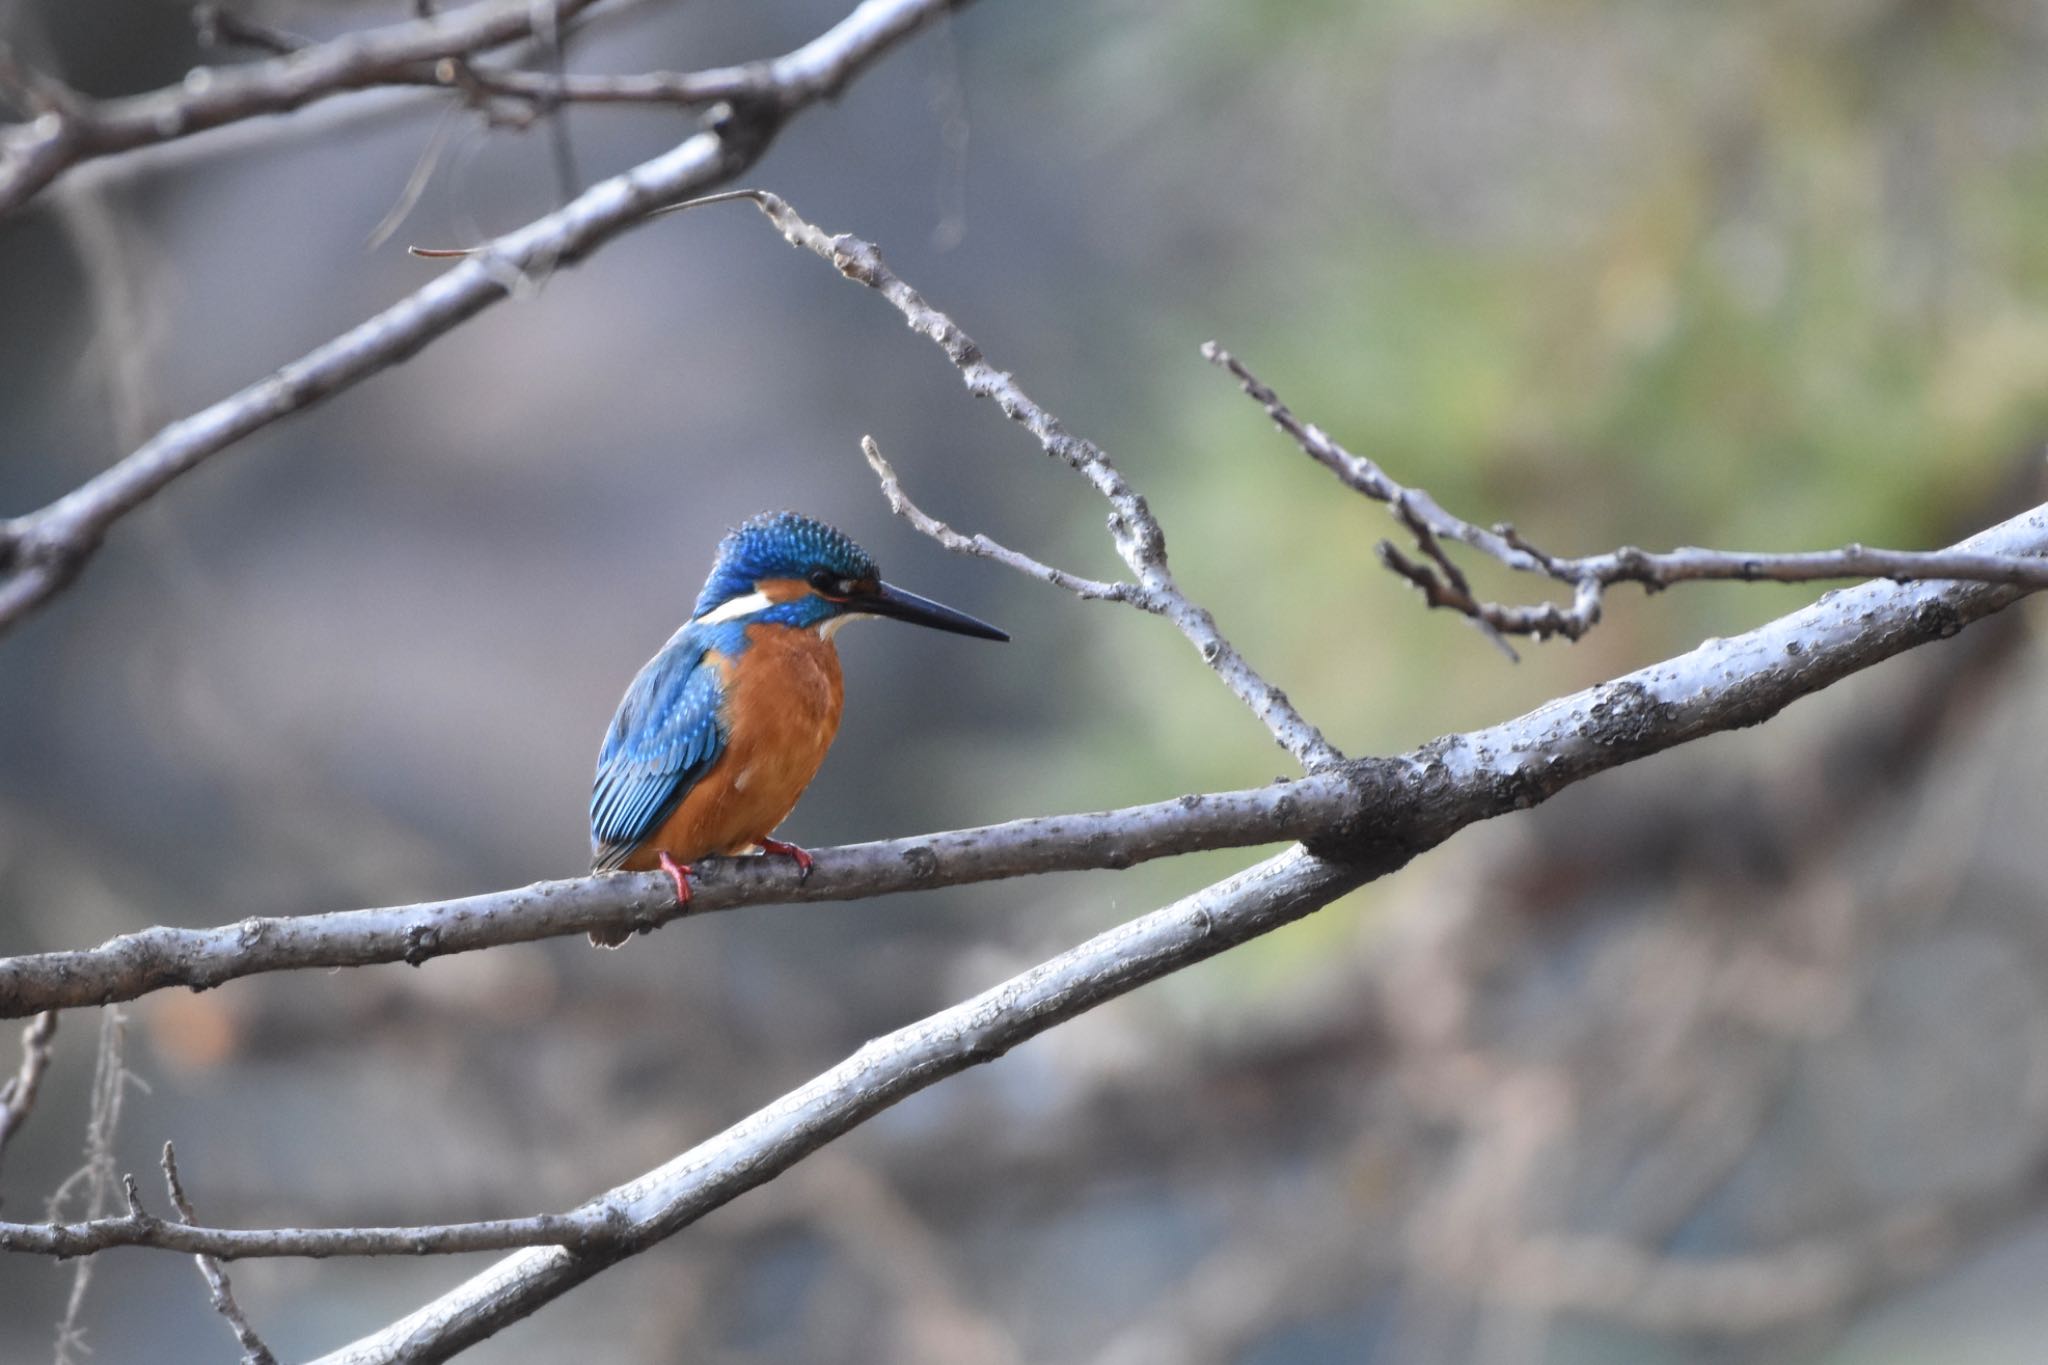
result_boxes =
[658,851,694,905]
[758,837,815,883]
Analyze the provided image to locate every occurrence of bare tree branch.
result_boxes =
[187,3,821,114]
[159,1144,278,1365]
[1204,343,2048,641]
[57,2,688,202]
[0,0,607,215]
[0,1011,57,1195]
[431,64,800,108]
[0,781,1345,1018]
[0,1196,620,1259]
[0,0,974,640]
[664,189,1345,770]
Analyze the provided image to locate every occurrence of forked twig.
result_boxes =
[1205,343,2048,644]
[160,1143,279,1365]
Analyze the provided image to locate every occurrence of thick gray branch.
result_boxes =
[0,0,972,639]
[0,783,1336,1018]
[0,1203,614,1259]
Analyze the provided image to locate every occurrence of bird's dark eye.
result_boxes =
[807,568,838,593]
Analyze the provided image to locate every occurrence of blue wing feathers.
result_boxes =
[590,626,733,868]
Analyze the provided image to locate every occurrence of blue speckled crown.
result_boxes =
[692,512,877,618]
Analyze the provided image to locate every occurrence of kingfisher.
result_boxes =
[588,511,1007,946]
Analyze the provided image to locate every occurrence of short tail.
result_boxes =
[589,844,635,947]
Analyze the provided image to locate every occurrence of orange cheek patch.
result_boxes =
[755,578,814,604]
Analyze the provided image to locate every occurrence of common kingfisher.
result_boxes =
[588,511,1008,946]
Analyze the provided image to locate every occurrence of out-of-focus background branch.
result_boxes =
[0,0,605,213]
[0,0,969,636]
[6,0,2048,1362]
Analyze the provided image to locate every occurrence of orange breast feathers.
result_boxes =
[618,624,846,872]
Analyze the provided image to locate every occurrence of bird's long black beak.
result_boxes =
[858,581,1009,641]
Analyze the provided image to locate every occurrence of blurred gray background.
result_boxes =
[5,0,2048,1361]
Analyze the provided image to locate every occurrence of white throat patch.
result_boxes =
[818,613,872,640]
[697,589,776,625]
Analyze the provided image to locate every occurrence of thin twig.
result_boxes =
[0,42,81,119]
[193,5,307,56]
[160,1143,279,1364]
[55,179,161,451]
[860,435,1131,601]
[1206,343,2048,642]
[530,0,584,203]
[364,104,462,250]
[675,188,1344,771]
[0,1010,58,1196]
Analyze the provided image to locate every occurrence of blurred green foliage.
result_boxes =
[1013,0,2048,997]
